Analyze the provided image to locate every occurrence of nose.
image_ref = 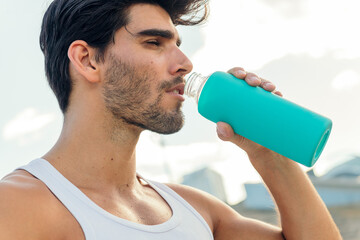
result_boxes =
[169,48,193,76]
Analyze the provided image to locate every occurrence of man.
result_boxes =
[0,0,341,239]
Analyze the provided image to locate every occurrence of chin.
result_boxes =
[149,114,185,135]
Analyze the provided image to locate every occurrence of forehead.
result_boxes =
[126,4,179,36]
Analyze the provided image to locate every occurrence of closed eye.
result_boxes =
[146,40,160,46]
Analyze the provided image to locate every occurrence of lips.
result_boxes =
[166,83,185,95]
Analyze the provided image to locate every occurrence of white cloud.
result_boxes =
[191,0,360,72]
[3,108,56,140]
[332,70,360,90]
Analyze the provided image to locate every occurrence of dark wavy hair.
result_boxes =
[40,0,209,113]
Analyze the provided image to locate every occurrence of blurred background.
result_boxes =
[1,0,359,238]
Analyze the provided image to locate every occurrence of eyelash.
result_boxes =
[145,40,180,48]
[146,40,160,46]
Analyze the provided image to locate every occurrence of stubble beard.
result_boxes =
[102,55,185,135]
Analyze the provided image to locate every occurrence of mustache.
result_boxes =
[158,76,185,91]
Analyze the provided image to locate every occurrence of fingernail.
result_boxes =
[216,126,226,138]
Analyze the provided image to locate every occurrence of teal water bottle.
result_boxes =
[184,71,332,167]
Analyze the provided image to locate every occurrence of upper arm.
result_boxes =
[213,208,284,240]
[0,176,40,239]
[167,183,284,240]
[0,171,62,240]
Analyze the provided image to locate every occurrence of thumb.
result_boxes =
[216,122,246,148]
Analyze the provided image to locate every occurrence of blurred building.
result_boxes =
[321,155,360,179]
[182,167,227,203]
[243,155,360,209]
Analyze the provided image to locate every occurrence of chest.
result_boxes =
[50,189,213,240]
[52,188,174,240]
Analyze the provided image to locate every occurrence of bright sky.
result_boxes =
[1,0,360,204]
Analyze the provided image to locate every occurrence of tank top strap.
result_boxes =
[142,177,213,238]
[17,158,97,240]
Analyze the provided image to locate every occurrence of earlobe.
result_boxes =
[68,40,100,83]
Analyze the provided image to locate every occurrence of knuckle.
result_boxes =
[260,78,269,84]
[228,67,244,74]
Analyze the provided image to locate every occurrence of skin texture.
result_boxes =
[0,3,342,240]
[102,54,184,134]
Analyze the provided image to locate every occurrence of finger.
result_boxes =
[217,122,264,154]
[216,122,246,147]
[227,67,246,79]
[244,72,261,86]
[259,78,276,92]
[274,90,283,97]
[216,122,234,141]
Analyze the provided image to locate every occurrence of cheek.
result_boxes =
[141,63,162,84]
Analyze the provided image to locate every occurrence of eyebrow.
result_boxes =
[133,28,182,47]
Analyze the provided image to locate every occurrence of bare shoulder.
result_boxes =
[0,170,83,240]
[0,170,52,215]
[166,183,283,240]
[0,170,50,198]
[165,183,225,233]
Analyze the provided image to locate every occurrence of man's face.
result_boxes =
[101,4,193,134]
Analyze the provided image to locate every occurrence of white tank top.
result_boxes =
[18,159,213,240]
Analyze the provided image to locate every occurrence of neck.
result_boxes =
[43,109,143,191]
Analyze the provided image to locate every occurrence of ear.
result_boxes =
[67,40,101,83]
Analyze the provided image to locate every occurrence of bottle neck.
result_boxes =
[184,72,209,104]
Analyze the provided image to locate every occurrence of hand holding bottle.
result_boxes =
[185,67,332,167]
[225,67,282,94]
[215,67,285,161]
